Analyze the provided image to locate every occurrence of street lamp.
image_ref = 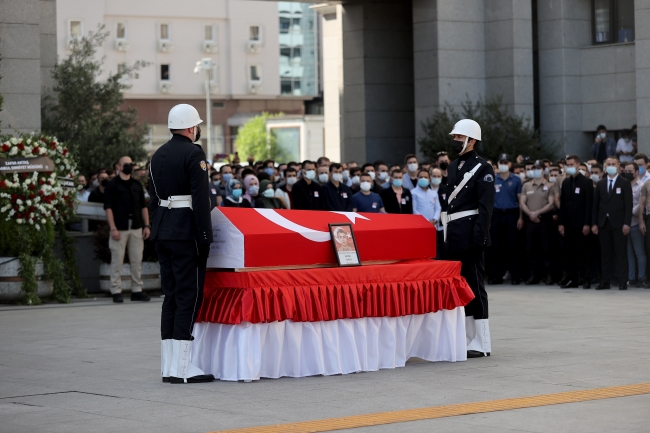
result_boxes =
[194,58,215,163]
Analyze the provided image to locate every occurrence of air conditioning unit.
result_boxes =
[158,40,173,52]
[248,82,261,94]
[247,41,262,54]
[203,41,218,54]
[159,82,172,93]
[204,81,219,93]
[114,39,130,52]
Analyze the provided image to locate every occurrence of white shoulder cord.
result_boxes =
[149,162,162,205]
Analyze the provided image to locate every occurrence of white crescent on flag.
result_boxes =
[253,209,369,242]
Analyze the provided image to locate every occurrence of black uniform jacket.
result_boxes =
[559,173,593,228]
[291,178,324,210]
[444,150,495,252]
[380,186,413,214]
[592,176,633,229]
[148,134,214,244]
[321,181,353,212]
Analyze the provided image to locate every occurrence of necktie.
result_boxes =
[609,179,613,193]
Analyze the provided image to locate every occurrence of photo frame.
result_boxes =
[329,223,361,267]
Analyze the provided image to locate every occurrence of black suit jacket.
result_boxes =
[148,134,214,244]
[559,173,593,228]
[445,151,495,252]
[380,186,413,214]
[592,176,633,229]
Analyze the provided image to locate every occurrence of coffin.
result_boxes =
[207,208,436,269]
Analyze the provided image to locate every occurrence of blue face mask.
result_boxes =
[222,173,233,183]
[565,167,577,176]
[431,178,442,186]
[639,166,645,176]
[232,189,242,198]
[606,166,618,176]
[264,168,275,176]
[418,178,430,188]
[392,179,403,188]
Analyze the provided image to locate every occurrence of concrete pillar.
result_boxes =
[484,0,534,120]
[0,0,42,134]
[341,2,415,164]
[635,0,650,155]
[537,0,592,158]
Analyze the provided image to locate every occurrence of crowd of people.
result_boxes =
[74,122,646,294]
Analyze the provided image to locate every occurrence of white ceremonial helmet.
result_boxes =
[168,104,203,129]
[449,119,482,141]
[450,119,482,155]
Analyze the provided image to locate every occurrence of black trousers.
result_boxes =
[564,225,588,281]
[435,230,447,260]
[599,219,628,284]
[490,211,519,280]
[156,240,210,341]
[448,247,488,319]
[525,217,551,278]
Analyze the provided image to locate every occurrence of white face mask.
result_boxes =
[286,177,297,186]
[366,171,376,181]
[579,169,587,176]
[599,132,606,139]
[332,173,343,183]
[526,170,534,179]
[262,189,275,198]
[590,174,600,183]
[342,170,350,180]
[360,181,372,192]
[351,175,360,185]
[407,163,419,173]
[549,176,557,183]
[377,171,388,181]
[518,173,526,181]
[304,170,316,180]
[318,173,329,183]
[498,164,509,173]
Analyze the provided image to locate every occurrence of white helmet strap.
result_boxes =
[461,136,469,155]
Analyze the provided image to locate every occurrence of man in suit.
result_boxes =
[149,104,215,383]
[591,157,633,290]
[443,119,495,358]
[558,155,594,288]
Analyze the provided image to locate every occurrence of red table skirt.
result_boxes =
[196,260,474,325]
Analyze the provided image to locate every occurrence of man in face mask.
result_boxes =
[275,167,297,209]
[402,154,419,190]
[591,157,632,290]
[436,152,450,184]
[375,163,390,189]
[317,165,329,185]
[488,153,523,285]
[623,162,646,288]
[380,169,413,215]
[291,160,324,210]
[263,160,276,181]
[352,173,386,213]
[321,163,353,212]
[89,172,109,204]
[349,167,362,193]
[77,175,91,202]
[443,119,495,358]
[592,125,617,165]
[361,163,384,194]
[633,153,650,184]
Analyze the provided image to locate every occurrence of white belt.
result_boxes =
[159,195,193,210]
[441,209,479,241]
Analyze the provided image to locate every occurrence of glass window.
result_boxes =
[272,127,301,162]
[281,80,292,94]
[117,63,126,75]
[292,47,302,59]
[249,26,260,41]
[293,80,302,95]
[160,64,170,81]
[160,24,169,40]
[280,17,290,34]
[593,0,634,44]
[117,23,126,39]
[617,0,634,42]
[205,25,213,41]
[250,65,260,81]
[70,21,82,38]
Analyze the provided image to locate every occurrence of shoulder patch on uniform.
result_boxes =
[200,161,207,171]
[484,174,494,182]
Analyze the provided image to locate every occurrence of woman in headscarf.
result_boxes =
[257,179,285,209]
[223,179,251,208]
[242,174,260,207]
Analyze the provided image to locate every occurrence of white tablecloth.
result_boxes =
[191,307,467,381]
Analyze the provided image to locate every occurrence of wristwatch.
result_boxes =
[144,224,151,229]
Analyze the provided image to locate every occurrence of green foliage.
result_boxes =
[42,26,150,175]
[418,95,558,163]
[235,112,289,162]
[57,225,85,298]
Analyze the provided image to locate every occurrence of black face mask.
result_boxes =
[194,126,201,143]
[439,162,449,170]
[101,179,109,187]
[621,172,635,181]
[121,163,133,175]
[451,140,465,154]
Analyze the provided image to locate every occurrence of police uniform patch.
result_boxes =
[200,161,207,171]
[484,174,494,182]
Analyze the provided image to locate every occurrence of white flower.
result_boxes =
[55,158,61,163]
[16,218,23,224]
[50,173,56,178]
[30,213,34,218]
[39,147,46,155]
[9,147,17,155]
[60,165,65,170]
[10,137,17,144]
[26,200,32,206]
[16,199,23,205]
[34,197,40,203]
[35,224,40,230]
[28,219,34,225]
[26,138,32,145]
[41,218,46,224]
[25,179,31,185]
[18,205,24,211]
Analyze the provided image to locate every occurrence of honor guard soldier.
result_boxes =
[149,104,215,383]
[441,119,495,358]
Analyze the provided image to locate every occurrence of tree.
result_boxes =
[235,112,291,162]
[42,27,150,175]
[418,95,558,163]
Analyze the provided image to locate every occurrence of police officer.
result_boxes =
[489,153,523,285]
[442,119,495,358]
[519,163,555,285]
[149,104,215,384]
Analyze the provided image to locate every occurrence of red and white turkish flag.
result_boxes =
[207,208,437,269]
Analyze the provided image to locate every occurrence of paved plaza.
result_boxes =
[1,284,649,433]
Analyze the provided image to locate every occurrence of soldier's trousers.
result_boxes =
[156,240,210,341]
[448,247,489,320]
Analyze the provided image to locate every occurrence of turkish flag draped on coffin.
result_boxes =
[207,208,437,269]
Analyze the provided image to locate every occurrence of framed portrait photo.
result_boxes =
[329,223,361,267]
